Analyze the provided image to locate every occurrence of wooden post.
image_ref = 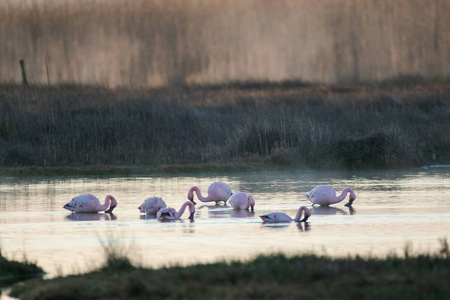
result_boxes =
[20,59,28,85]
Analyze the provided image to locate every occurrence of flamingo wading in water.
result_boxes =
[187,181,232,205]
[228,191,255,211]
[138,197,167,214]
[63,194,117,213]
[157,201,196,221]
[260,206,311,223]
[305,185,356,207]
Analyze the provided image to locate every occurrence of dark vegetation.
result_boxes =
[9,239,450,300]
[0,248,44,288]
[1,82,449,174]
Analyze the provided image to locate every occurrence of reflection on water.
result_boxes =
[0,168,449,283]
[311,206,356,216]
[66,213,117,222]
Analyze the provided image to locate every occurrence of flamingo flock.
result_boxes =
[64,182,357,224]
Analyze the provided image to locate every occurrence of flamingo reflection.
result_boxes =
[66,213,117,221]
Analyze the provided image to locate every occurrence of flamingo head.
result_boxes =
[187,188,197,205]
[248,195,255,212]
[345,191,356,207]
[259,215,272,222]
[158,207,178,220]
[299,206,311,222]
[105,195,117,213]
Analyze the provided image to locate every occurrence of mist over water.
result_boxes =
[1,168,449,280]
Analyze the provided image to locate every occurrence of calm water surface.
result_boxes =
[1,168,449,281]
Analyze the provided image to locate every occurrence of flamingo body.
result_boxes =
[157,201,196,221]
[305,185,356,206]
[63,194,117,213]
[228,191,255,211]
[260,206,311,223]
[188,181,232,204]
[138,197,167,214]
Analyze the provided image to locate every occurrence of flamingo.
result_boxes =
[305,185,356,207]
[228,191,255,211]
[260,206,311,223]
[138,197,167,214]
[157,201,196,221]
[63,194,117,213]
[187,181,232,205]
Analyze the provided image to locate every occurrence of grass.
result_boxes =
[1,81,450,176]
[8,239,450,300]
[0,248,44,288]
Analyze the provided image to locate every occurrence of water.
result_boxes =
[1,168,449,284]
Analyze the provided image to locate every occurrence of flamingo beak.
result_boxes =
[344,200,353,207]
[105,205,116,214]
[189,212,195,220]
[299,216,309,222]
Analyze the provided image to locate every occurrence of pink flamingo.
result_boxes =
[228,191,255,211]
[187,181,232,205]
[305,185,356,207]
[157,201,196,221]
[138,197,167,214]
[63,194,117,213]
[260,206,311,223]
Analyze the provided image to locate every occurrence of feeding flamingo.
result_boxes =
[187,181,232,205]
[157,201,196,221]
[63,194,117,213]
[305,185,356,207]
[138,197,167,214]
[260,206,311,223]
[259,206,311,223]
[228,191,255,211]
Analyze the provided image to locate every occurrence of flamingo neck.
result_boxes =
[293,206,306,221]
[247,195,255,211]
[177,201,195,218]
[329,187,353,204]
[191,187,211,202]
[98,195,112,211]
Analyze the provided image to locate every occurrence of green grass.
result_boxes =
[1,81,449,176]
[9,240,450,300]
[0,248,44,288]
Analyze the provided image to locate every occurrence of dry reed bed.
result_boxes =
[0,82,449,169]
[0,0,449,87]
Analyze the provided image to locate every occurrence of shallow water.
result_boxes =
[1,167,449,283]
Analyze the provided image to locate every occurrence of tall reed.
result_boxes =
[0,0,448,87]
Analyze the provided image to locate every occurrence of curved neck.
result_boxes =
[177,201,195,218]
[247,195,255,211]
[190,187,211,202]
[329,187,353,204]
[293,206,309,222]
[98,195,112,211]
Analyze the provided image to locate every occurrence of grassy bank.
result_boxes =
[9,240,450,300]
[1,82,449,175]
[0,248,44,288]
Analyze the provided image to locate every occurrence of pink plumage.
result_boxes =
[63,194,117,213]
[157,201,196,221]
[260,206,311,223]
[187,181,232,204]
[305,185,356,206]
[138,197,167,214]
[228,191,255,211]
